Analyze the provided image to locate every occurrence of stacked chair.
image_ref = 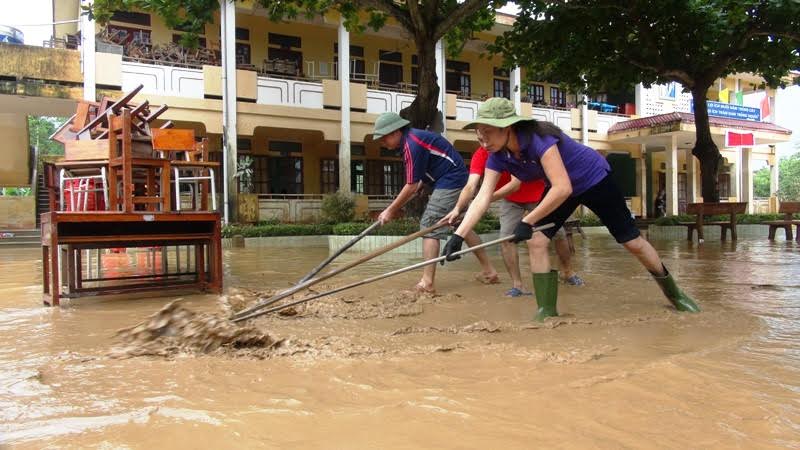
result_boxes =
[150,129,218,211]
[40,85,223,306]
[46,84,218,213]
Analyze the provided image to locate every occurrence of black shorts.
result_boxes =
[538,175,640,244]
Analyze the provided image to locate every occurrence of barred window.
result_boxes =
[320,159,338,194]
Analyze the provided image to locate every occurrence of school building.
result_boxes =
[0,1,793,229]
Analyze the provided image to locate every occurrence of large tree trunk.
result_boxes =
[690,86,722,203]
[399,36,441,131]
[399,35,440,218]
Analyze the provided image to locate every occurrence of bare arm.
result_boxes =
[454,169,501,237]
[378,181,423,224]
[441,173,481,224]
[491,176,521,202]
[521,145,572,225]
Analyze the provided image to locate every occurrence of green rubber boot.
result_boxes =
[532,270,559,322]
[651,265,700,313]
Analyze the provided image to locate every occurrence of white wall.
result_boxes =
[639,82,693,116]
[775,85,800,159]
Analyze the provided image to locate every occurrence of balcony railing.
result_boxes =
[256,76,323,108]
[119,60,632,130]
[121,61,204,98]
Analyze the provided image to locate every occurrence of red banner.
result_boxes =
[725,130,755,147]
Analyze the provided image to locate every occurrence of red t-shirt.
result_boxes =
[469,147,545,203]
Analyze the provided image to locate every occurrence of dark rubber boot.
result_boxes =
[651,265,700,313]
[532,270,559,322]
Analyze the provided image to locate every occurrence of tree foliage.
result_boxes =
[753,165,771,197]
[493,0,800,202]
[88,0,218,47]
[28,116,67,156]
[750,151,800,199]
[89,0,503,129]
[776,152,800,200]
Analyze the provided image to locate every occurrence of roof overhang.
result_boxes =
[607,112,791,149]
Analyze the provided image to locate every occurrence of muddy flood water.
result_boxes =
[1,235,799,448]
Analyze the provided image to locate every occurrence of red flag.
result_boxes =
[760,95,771,120]
[725,131,755,147]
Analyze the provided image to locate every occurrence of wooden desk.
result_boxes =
[679,202,747,241]
[41,211,222,306]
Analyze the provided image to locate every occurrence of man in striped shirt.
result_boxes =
[373,112,499,293]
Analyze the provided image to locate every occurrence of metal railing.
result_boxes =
[257,193,324,200]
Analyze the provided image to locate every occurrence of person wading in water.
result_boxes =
[372,112,499,294]
[441,98,700,320]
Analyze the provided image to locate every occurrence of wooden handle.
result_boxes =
[230,221,448,319]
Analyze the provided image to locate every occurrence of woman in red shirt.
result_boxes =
[443,147,583,297]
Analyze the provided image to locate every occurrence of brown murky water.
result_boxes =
[1,236,799,448]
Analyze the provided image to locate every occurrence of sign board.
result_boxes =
[0,25,24,44]
[725,130,755,147]
[691,101,761,122]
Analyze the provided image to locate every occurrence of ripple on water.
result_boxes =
[0,239,798,447]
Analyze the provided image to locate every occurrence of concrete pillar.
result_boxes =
[221,0,238,223]
[686,149,697,204]
[581,92,589,145]
[435,39,446,137]
[636,147,648,218]
[80,0,96,101]
[742,147,753,212]
[731,149,741,201]
[666,137,679,216]
[770,154,779,213]
[337,19,351,194]
[770,158,779,195]
[511,66,522,114]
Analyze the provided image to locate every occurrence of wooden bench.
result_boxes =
[764,202,800,241]
[679,202,747,242]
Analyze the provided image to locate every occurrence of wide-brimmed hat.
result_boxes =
[463,97,534,129]
[373,112,410,139]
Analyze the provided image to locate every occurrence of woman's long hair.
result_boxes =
[512,120,562,139]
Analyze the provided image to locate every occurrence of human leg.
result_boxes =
[528,197,580,274]
[622,237,698,312]
[580,176,699,312]
[500,241,524,291]
[527,231,552,273]
[532,270,559,321]
[554,237,572,273]
[621,236,663,273]
[499,199,535,294]
[420,188,489,292]
[463,230,499,284]
[552,227,584,285]
[526,198,581,320]
[418,237,439,292]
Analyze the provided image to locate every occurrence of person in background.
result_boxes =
[655,188,667,218]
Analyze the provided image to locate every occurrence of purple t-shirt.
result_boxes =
[485,130,610,196]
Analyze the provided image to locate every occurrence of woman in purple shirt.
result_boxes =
[442,98,699,320]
